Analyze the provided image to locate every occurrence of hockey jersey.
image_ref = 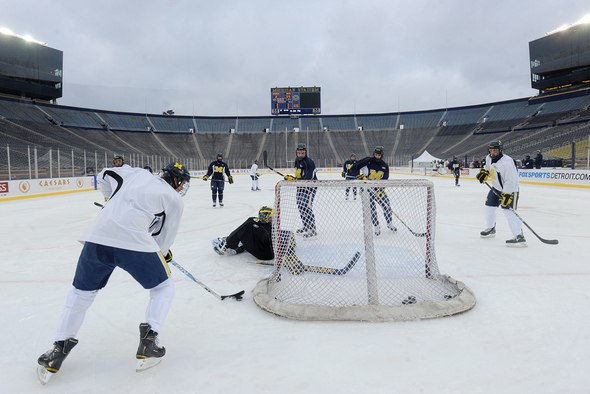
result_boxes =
[79,166,184,254]
[483,153,519,194]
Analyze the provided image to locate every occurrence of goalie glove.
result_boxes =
[164,250,173,263]
[202,175,209,181]
[356,174,366,180]
[476,169,489,184]
[500,192,513,208]
[228,175,234,184]
[284,175,295,181]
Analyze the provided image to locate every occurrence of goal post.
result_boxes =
[252,179,476,321]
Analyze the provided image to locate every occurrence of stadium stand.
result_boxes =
[1,90,590,179]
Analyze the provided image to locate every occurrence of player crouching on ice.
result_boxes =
[476,140,526,247]
[37,162,190,384]
[212,206,274,261]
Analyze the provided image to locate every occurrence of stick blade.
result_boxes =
[220,290,245,301]
[542,239,559,245]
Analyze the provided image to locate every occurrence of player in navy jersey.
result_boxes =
[342,153,359,200]
[353,146,397,236]
[448,156,462,186]
[203,153,233,207]
[284,143,318,238]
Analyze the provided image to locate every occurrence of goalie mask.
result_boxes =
[258,206,274,223]
[161,162,191,197]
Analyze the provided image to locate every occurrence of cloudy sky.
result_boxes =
[2,1,589,116]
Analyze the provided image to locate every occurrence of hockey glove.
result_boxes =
[202,175,209,181]
[356,174,366,180]
[476,169,489,184]
[256,173,261,177]
[341,171,346,178]
[284,175,295,181]
[500,193,513,208]
[228,175,234,184]
[164,250,173,263]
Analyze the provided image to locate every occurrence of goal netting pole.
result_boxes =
[252,179,476,322]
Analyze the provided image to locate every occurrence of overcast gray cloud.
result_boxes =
[2,1,589,116]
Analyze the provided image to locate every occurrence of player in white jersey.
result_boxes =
[250,159,261,191]
[37,162,190,382]
[476,140,526,247]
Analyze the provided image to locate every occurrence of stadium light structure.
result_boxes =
[0,27,47,46]
[546,14,590,35]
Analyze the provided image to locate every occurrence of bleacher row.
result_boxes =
[1,91,590,175]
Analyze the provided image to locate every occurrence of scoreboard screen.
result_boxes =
[271,87,321,115]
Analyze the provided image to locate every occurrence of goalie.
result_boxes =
[212,206,274,260]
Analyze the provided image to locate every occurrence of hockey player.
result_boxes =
[284,143,318,238]
[250,159,261,191]
[342,153,359,200]
[212,206,274,260]
[353,146,397,236]
[203,153,233,207]
[476,140,526,247]
[113,154,126,167]
[448,156,462,186]
[37,162,190,383]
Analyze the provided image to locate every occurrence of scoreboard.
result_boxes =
[271,87,321,115]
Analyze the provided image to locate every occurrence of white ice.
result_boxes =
[1,171,589,393]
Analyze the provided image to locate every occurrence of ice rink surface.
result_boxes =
[1,170,589,393]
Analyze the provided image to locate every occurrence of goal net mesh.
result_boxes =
[252,179,476,321]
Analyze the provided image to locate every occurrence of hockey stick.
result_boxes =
[170,260,245,301]
[263,150,288,178]
[391,211,427,237]
[484,181,558,245]
[94,202,103,207]
[250,251,361,275]
[304,251,361,275]
[247,260,274,266]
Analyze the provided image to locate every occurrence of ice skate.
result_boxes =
[37,338,78,384]
[136,323,165,372]
[387,222,397,232]
[220,202,224,207]
[211,237,227,255]
[374,225,381,236]
[480,226,496,238]
[302,228,317,238]
[506,232,527,248]
[212,203,216,207]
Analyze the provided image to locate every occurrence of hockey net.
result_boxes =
[252,178,475,321]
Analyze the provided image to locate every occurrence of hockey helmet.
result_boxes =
[488,140,503,151]
[217,153,223,160]
[258,206,274,223]
[113,154,124,165]
[374,146,384,156]
[162,162,191,195]
[350,153,356,159]
[296,143,307,152]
